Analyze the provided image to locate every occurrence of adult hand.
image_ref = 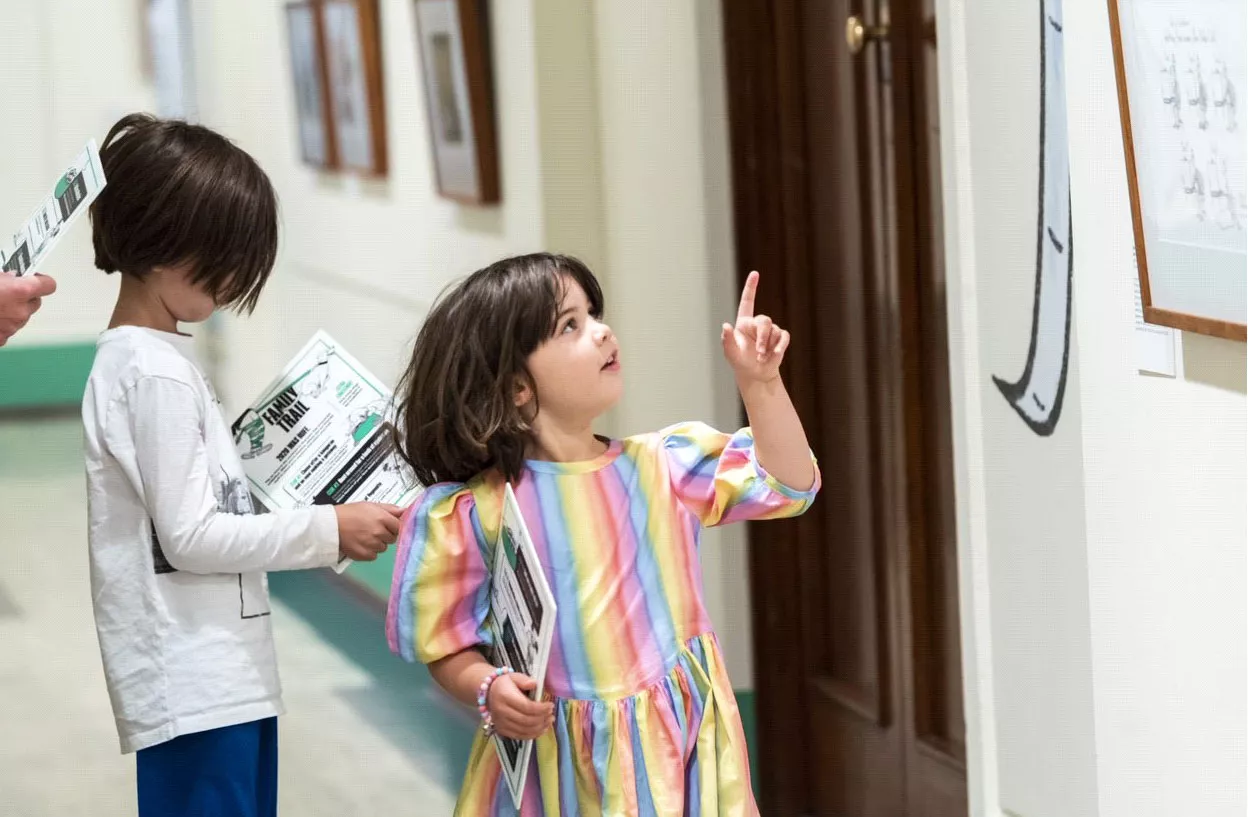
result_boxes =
[0,273,57,347]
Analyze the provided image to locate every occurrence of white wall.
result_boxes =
[1065,3,1247,816]
[195,0,548,408]
[940,1,1247,816]
[0,0,155,346]
[591,0,752,684]
[195,0,752,682]
[949,2,1101,813]
[0,0,787,697]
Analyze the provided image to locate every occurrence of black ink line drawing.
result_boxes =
[993,0,1073,437]
[215,469,255,516]
[1211,58,1237,132]
[295,349,333,400]
[1185,54,1209,130]
[232,408,272,460]
[1162,52,1183,128]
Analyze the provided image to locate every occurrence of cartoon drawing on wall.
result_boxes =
[1206,147,1242,230]
[1162,52,1183,128]
[1211,58,1237,132]
[993,0,1072,437]
[1185,54,1210,130]
[232,408,273,460]
[1180,141,1207,220]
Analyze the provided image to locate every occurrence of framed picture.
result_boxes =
[145,0,199,121]
[1108,0,1246,341]
[413,0,500,204]
[284,2,335,169]
[322,0,388,176]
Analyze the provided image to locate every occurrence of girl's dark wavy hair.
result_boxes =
[395,253,604,485]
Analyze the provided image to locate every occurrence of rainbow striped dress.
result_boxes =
[386,422,820,816]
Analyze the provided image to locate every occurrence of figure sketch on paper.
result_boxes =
[1210,58,1237,132]
[1180,141,1207,221]
[1161,52,1183,128]
[1185,54,1210,130]
[1206,147,1242,231]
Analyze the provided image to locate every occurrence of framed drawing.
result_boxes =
[413,0,500,204]
[285,2,335,169]
[1108,0,1246,341]
[322,0,389,176]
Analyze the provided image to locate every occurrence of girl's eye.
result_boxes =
[562,319,578,334]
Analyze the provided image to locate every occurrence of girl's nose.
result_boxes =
[594,320,614,343]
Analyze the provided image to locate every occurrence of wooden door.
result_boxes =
[722,1,966,815]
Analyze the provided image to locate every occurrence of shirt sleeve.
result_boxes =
[661,421,821,528]
[386,483,493,665]
[116,373,340,574]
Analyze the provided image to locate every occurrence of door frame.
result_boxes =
[718,0,999,814]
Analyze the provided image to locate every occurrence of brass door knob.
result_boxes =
[846,14,889,54]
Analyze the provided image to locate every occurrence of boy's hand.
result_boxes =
[487,673,555,740]
[335,503,403,561]
[721,271,789,384]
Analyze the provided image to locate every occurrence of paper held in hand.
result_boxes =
[1,140,106,276]
[488,483,558,808]
[229,331,420,572]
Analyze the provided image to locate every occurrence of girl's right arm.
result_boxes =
[120,374,400,574]
[387,481,552,739]
[429,649,554,740]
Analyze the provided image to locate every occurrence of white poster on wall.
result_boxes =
[1132,248,1181,377]
[1119,0,1246,325]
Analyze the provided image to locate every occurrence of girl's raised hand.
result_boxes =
[487,672,555,740]
[721,271,789,383]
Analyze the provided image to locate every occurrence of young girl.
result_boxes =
[386,253,820,815]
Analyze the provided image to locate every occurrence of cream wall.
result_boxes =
[0,0,155,345]
[1,0,751,683]
[939,0,1246,816]
[195,0,547,408]
[194,0,753,683]
[1066,2,1246,816]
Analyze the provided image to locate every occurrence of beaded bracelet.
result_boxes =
[477,666,513,737]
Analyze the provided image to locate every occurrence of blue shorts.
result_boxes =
[136,717,278,817]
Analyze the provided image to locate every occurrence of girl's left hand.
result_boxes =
[721,271,790,383]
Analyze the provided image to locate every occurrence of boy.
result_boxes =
[82,113,403,816]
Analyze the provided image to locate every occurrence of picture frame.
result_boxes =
[1107,0,1246,341]
[413,0,500,204]
[143,0,199,121]
[284,2,336,169]
[322,0,389,176]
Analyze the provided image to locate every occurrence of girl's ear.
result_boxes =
[514,377,534,409]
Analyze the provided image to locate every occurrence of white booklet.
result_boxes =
[487,483,558,808]
[2,140,107,276]
[229,331,420,572]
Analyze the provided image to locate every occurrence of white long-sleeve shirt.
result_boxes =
[82,326,340,753]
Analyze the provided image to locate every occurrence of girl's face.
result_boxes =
[522,277,622,425]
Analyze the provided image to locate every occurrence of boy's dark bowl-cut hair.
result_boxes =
[395,253,605,486]
[90,113,279,314]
